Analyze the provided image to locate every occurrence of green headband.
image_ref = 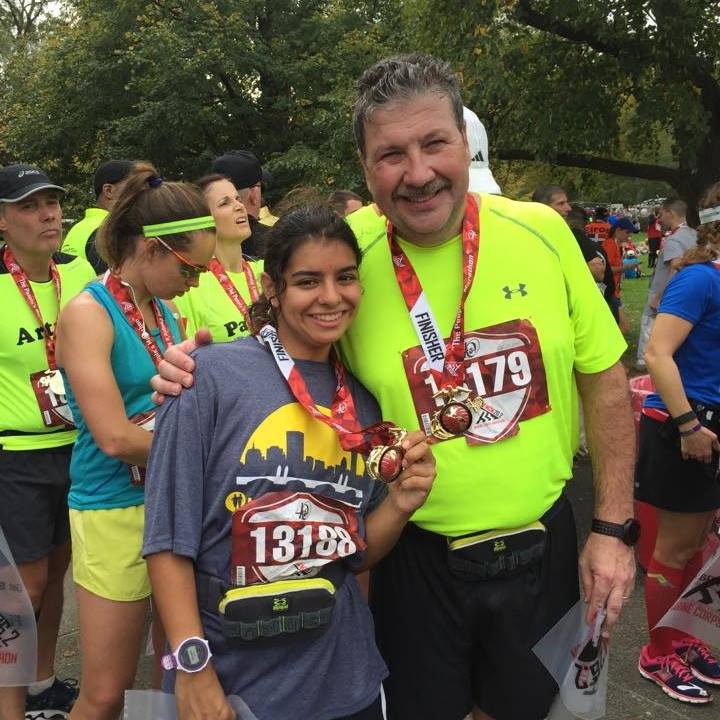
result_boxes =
[142,215,215,237]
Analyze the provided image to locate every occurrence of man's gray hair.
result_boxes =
[531,185,566,206]
[353,53,464,157]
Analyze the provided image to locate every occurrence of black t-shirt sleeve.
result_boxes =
[572,229,599,263]
[85,231,108,274]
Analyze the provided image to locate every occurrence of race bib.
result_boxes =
[127,410,156,486]
[30,369,74,430]
[231,491,365,587]
[402,319,550,444]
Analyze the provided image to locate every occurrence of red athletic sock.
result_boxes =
[645,558,685,656]
[682,549,705,590]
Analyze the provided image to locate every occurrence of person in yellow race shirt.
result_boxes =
[174,175,262,342]
[61,160,134,274]
[151,54,637,720]
[0,164,95,720]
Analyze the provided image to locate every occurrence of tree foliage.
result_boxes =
[0,0,402,211]
[407,0,720,213]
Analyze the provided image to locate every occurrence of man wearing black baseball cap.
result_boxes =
[0,163,95,720]
[211,150,268,257]
[61,159,134,274]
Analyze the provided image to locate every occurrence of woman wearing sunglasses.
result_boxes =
[54,162,215,720]
[174,174,261,343]
[143,205,435,720]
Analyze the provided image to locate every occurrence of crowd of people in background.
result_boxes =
[0,50,719,720]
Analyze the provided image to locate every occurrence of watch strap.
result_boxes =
[672,410,698,427]
[591,519,624,539]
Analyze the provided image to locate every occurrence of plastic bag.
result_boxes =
[533,602,608,720]
[124,689,259,720]
[655,544,720,649]
[0,525,37,686]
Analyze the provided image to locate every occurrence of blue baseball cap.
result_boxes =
[615,217,638,233]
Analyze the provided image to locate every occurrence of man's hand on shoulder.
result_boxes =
[151,329,213,405]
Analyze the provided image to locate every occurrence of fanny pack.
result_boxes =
[447,522,547,581]
[196,563,345,645]
[445,495,566,581]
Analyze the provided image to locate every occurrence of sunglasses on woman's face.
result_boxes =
[152,236,209,279]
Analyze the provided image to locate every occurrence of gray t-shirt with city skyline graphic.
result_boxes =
[143,337,387,720]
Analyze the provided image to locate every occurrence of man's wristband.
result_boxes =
[679,423,702,437]
[672,411,698,427]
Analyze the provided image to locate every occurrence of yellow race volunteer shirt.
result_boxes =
[342,194,626,536]
[0,251,96,450]
[175,259,263,342]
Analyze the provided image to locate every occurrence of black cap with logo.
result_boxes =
[0,164,65,203]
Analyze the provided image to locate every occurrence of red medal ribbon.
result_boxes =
[4,246,61,370]
[258,324,396,454]
[103,272,174,368]
[208,257,259,327]
[388,193,480,390]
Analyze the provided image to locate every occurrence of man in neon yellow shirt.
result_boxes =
[153,54,637,720]
[61,159,134,273]
[0,164,95,720]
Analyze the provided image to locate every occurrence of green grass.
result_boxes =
[617,235,651,373]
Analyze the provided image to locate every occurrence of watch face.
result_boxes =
[624,519,641,546]
[178,639,209,671]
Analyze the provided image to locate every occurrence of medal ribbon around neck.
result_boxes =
[387,193,480,390]
[258,324,397,454]
[4,245,61,370]
[208,257,259,328]
[103,272,174,368]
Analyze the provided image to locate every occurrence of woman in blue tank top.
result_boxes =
[55,162,215,720]
[635,183,720,703]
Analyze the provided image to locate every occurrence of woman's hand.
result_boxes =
[386,431,435,516]
[680,424,720,464]
[175,664,236,720]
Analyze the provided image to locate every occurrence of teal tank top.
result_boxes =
[65,281,181,510]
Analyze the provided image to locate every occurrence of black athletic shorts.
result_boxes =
[335,695,382,720]
[635,414,720,513]
[370,494,579,720]
[0,444,72,564]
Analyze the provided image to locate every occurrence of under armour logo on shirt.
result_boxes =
[502,284,527,299]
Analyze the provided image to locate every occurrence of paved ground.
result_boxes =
[52,456,717,719]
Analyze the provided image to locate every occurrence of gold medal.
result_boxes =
[366,428,407,483]
[430,386,483,440]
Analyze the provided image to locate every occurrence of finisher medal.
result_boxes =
[388,194,482,443]
[430,386,485,440]
[366,428,407,483]
[259,324,408,483]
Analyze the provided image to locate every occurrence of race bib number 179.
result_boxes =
[402,319,550,445]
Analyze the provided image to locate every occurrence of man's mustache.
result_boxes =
[393,178,451,201]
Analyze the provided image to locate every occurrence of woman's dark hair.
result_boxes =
[97,161,210,269]
[249,205,362,332]
[677,181,720,270]
[195,173,232,193]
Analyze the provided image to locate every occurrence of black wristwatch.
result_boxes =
[591,518,641,547]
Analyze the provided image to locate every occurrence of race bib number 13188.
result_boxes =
[402,319,550,445]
